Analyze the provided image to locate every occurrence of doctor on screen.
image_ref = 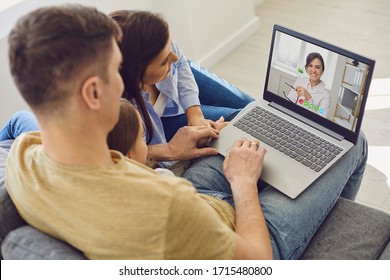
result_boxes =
[287,52,331,119]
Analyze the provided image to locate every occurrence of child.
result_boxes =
[107,99,175,176]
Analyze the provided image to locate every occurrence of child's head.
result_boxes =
[107,98,147,164]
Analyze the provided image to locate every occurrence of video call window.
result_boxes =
[267,31,370,132]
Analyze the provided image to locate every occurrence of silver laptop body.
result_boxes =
[210,25,375,199]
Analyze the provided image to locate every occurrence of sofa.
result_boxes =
[1,139,389,259]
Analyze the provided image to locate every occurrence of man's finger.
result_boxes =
[195,124,219,133]
[250,141,259,150]
[195,126,219,138]
[194,147,219,158]
[232,139,244,148]
[258,146,267,157]
[242,140,251,148]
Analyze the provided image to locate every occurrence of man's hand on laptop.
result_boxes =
[167,125,220,160]
[223,139,266,188]
[223,139,273,260]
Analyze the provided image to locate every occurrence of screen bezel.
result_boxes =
[263,25,375,144]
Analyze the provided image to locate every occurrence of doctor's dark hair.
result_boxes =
[8,4,122,113]
[109,10,170,144]
[305,52,325,72]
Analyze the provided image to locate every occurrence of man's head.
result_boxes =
[8,5,123,120]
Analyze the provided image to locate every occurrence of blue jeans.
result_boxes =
[182,132,368,259]
[0,111,39,141]
[161,61,255,141]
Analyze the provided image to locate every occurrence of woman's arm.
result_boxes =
[171,41,207,125]
[186,105,206,126]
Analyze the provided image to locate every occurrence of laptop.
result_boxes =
[209,25,375,199]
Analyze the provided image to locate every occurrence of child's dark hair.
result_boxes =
[107,98,140,155]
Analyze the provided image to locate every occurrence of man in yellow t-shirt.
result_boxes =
[5,5,272,259]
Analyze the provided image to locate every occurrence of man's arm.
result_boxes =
[223,139,273,259]
[147,125,219,162]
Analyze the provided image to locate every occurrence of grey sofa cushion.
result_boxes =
[0,141,26,246]
[2,225,86,260]
[301,197,390,259]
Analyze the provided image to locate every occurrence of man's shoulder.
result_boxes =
[6,132,42,169]
[7,131,41,153]
[10,131,41,145]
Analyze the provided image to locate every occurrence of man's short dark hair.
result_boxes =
[8,4,122,112]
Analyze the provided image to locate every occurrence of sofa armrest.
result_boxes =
[301,197,390,259]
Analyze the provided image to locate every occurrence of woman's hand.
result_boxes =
[186,106,229,131]
[207,116,229,131]
[190,117,229,131]
[188,116,209,127]
[196,117,229,147]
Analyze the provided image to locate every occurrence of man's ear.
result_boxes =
[81,76,101,110]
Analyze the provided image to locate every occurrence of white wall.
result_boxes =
[157,0,259,67]
[0,0,259,125]
[253,0,266,7]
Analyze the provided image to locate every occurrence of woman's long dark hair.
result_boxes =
[109,10,170,143]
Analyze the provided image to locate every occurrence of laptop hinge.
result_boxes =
[269,102,344,141]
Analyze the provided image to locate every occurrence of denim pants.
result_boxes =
[182,132,368,259]
[161,61,255,141]
[0,111,39,141]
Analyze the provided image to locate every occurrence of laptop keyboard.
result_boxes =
[233,106,343,172]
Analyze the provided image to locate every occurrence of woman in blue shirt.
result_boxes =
[109,10,254,147]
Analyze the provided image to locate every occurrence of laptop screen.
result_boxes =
[264,25,375,144]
